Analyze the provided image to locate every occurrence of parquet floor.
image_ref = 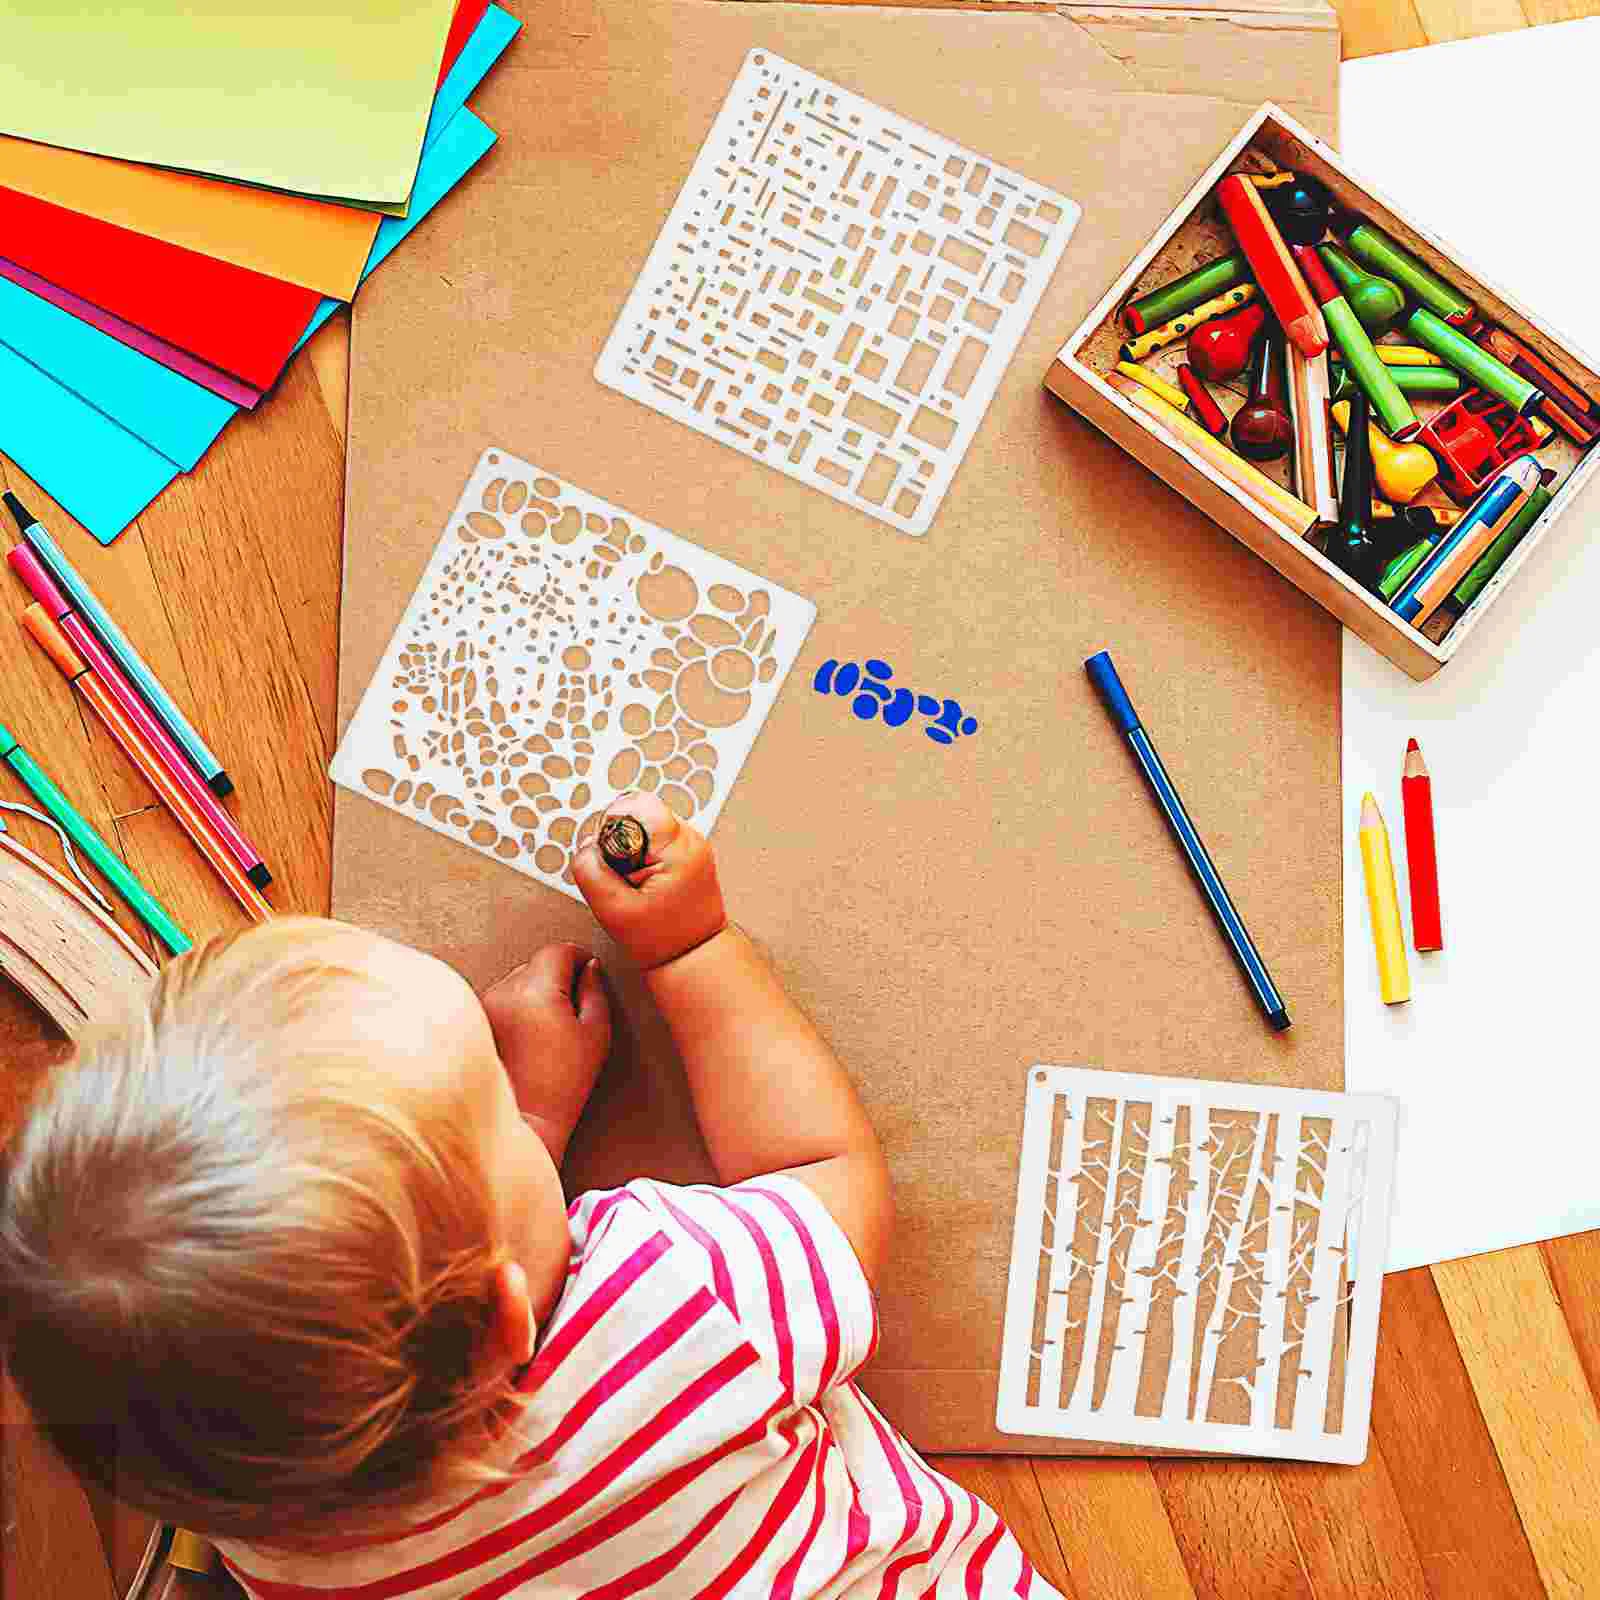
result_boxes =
[3,2,1597,1596]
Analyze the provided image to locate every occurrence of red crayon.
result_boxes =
[1401,738,1443,952]
[1177,364,1228,436]
[1215,173,1328,358]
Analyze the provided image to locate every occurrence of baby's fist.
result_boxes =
[573,792,727,969]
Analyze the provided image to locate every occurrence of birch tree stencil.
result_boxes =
[998,1067,1398,1464]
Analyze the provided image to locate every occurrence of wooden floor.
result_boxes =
[3,1,1599,1596]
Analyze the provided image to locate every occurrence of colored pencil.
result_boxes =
[1358,792,1411,1005]
[1115,360,1190,411]
[0,719,191,954]
[20,607,271,922]
[1285,345,1338,522]
[1401,739,1442,953]
[1215,174,1328,357]
[8,547,271,888]
[3,491,233,797]
[1109,377,1318,535]
[1085,649,1290,1031]
[1296,246,1418,439]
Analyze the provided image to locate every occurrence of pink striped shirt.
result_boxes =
[216,1177,1057,1599]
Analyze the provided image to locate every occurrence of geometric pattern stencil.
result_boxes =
[330,449,816,902]
[595,51,1080,536]
[997,1067,1399,1463]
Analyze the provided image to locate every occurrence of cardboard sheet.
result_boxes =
[1339,26,1600,1272]
[0,2,509,301]
[0,0,458,211]
[0,109,497,546]
[334,0,1341,1454]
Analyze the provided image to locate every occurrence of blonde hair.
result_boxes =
[0,917,533,1544]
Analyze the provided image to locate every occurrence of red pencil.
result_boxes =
[1401,738,1443,952]
[1215,174,1328,358]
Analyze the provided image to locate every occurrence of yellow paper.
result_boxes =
[0,1,459,211]
[0,138,380,299]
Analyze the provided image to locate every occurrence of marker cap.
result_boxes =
[7,544,70,616]
[21,604,88,679]
[1085,650,1140,735]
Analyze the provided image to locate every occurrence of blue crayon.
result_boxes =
[1085,650,1290,1031]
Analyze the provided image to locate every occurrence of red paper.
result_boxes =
[438,0,491,86]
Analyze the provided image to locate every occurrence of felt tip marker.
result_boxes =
[8,546,271,888]
[1086,649,1290,1031]
[3,491,233,798]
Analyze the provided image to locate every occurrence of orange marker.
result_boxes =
[1215,173,1328,358]
[21,606,271,922]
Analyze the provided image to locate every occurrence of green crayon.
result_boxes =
[1122,254,1250,335]
[1296,245,1418,438]
[1319,243,1405,336]
[1347,224,1476,325]
[1405,309,1544,415]
[0,721,190,955]
[1332,363,1461,401]
[1449,484,1553,610]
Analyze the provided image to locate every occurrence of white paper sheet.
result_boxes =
[1340,26,1600,1271]
[996,1067,1397,1462]
[596,50,1079,536]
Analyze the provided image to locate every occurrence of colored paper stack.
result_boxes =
[0,0,519,544]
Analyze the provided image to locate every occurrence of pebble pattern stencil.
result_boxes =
[330,450,816,900]
[595,51,1080,536]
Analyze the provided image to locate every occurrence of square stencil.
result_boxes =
[997,1067,1398,1463]
[331,449,816,899]
[595,50,1080,536]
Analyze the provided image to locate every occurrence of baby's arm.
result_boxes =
[574,794,893,1285]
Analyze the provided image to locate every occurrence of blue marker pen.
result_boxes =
[1086,649,1290,1031]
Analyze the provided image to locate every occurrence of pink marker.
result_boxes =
[8,546,271,889]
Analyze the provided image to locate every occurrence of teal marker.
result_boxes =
[0,721,190,955]
[3,492,231,797]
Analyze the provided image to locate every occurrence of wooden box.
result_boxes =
[1045,103,1600,681]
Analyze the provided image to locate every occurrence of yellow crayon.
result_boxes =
[1334,345,1446,368]
[1114,360,1190,411]
[1121,283,1259,362]
[1359,793,1411,1005]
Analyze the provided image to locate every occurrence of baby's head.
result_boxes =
[0,917,570,1544]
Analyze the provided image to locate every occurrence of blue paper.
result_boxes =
[428,4,520,149]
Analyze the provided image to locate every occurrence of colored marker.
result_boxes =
[1122,254,1251,334]
[1295,246,1418,439]
[3,492,232,798]
[1391,457,1541,626]
[1346,224,1476,326]
[1215,173,1328,357]
[1359,793,1410,1005]
[1405,309,1543,416]
[1448,483,1552,611]
[19,607,272,923]
[8,547,271,889]
[0,720,190,955]
[1085,649,1290,1031]
[1401,740,1442,953]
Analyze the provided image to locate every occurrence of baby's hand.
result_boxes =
[573,792,727,970]
[482,943,611,1136]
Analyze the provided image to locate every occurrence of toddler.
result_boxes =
[0,791,1057,1597]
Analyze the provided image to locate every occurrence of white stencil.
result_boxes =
[330,449,816,900]
[595,50,1080,536]
[997,1066,1398,1463]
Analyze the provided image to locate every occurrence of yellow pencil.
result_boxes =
[1114,360,1190,412]
[1359,792,1411,1005]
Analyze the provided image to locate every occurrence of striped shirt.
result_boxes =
[216,1177,1056,1598]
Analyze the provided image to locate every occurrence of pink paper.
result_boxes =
[0,255,263,409]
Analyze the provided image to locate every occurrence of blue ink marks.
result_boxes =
[813,659,978,744]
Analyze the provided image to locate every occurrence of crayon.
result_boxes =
[1086,649,1289,1030]
[8,548,271,889]
[20,607,272,923]
[1331,363,1461,402]
[1296,246,1419,439]
[1177,364,1228,437]
[1109,376,1319,535]
[1122,253,1250,335]
[0,720,191,955]
[1448,483,1552,610]
[1120,283,1259,362]
[1215,173,1328,357]
[1369,346,1447,368]
[1346,223,1476,326]
[1286,345,1338,522]
[1114,360,1190,411]
[598,814,650,875]
[1358,793,1411,1005]
[1479,328,1600,446]
[1406,309,1543,416]
[4,492,233,797]
[1379,527,1444,601]
[1392,456,1541,625]
[1401,739,1443,953]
